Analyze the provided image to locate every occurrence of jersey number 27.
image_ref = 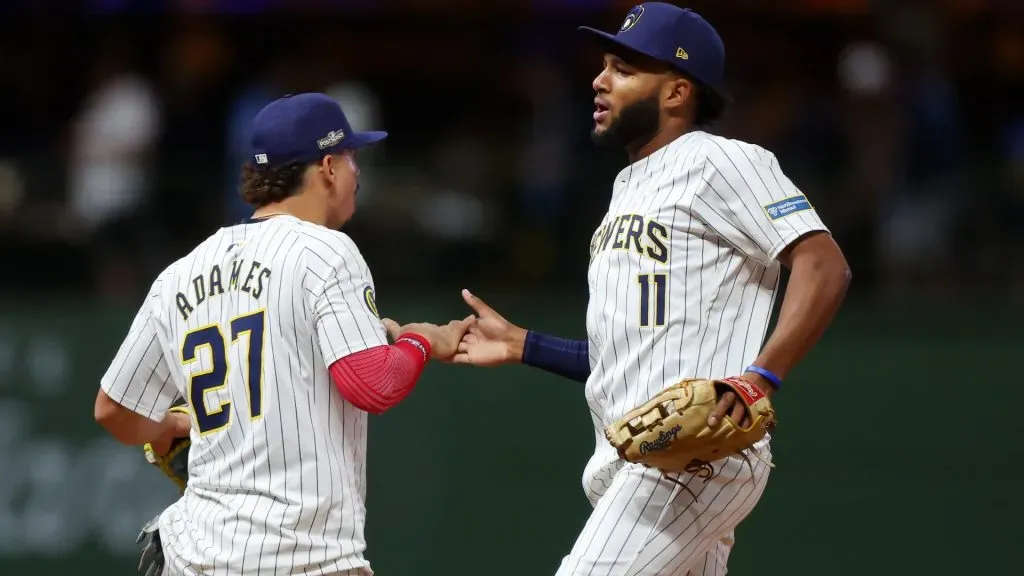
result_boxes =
[181,310,266,435]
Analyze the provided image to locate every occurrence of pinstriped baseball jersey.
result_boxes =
[582,130,828,503]
[100,214,387,575]
[557,131,828,575]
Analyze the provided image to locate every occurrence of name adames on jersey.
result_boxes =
[175,258,273,321]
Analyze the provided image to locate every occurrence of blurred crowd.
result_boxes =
[0,1,1021,304]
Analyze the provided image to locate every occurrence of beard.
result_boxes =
[591,95,661,151]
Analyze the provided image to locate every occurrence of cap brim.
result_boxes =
[577,26,659,63]
[345,131,388,149]
[577,26,618,43]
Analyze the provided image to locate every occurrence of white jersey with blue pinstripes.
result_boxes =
[100,214,386,576]
[559,130,828,575]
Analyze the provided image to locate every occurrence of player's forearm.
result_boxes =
[751,245,851,380]
[521,331,591,383]
[94,390,177,446]
[329,335,430,414]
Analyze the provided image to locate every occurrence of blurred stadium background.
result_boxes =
[0,0,1020,574]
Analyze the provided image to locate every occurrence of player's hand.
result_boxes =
[707,373,775,429]
[452,289,528,366]
[149,409,191,456]
[381,316,475,361]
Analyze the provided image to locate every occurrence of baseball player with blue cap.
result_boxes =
[244,91,389,228]
[578,1,730,133]
[250,92,388,164]
[108,92,472,575]
[450,3,850,575]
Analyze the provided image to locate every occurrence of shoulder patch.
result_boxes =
[362,285,379,318]
[763,195,812,220]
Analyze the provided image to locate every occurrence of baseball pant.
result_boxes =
[554,443,771,576]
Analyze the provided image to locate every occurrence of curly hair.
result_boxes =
[239,161,310,208]
[694,86,727,128]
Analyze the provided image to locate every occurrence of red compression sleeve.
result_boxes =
[328,334,430,414]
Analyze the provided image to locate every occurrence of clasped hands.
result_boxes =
[382,289,775,430]
[380,289,526,366]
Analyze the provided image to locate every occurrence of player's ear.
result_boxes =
[315,155,339,192]
[320,155,335,178]
[663,76,695,111]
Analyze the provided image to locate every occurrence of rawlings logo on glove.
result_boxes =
[605,377,777,487]
[638,425,682,455]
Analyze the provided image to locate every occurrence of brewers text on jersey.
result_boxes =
[589,214,670,265]
[450,4,851,575]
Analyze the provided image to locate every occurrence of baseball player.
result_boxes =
[93,92,471,576]
[452,4,851,575]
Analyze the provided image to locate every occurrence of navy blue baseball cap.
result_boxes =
[578,3,730,115]
[248,92,387,168]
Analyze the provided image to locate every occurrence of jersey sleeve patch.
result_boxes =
[762,195,812,220]
[362,285,380,319]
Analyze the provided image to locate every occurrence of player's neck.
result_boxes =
[626,122,693,164]
[252,197,326,227]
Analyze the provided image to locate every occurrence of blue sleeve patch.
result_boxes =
[763,195,812,220]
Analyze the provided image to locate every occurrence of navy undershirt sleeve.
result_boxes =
[521,331,590,383]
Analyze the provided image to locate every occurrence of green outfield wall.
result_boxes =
[0,294,1015,575]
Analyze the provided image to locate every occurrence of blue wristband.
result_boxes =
[522,331,591,384]
[744,365,782,390]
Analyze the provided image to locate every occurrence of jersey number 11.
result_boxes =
[637,273,667,327]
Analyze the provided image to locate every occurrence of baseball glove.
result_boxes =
[143,399,191,494]
[605,377,777,486]
[136,513,165,576]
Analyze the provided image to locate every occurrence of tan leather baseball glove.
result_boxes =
[604,377,777,483]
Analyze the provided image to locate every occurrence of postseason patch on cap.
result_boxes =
[317,129,345,150]
[763,195,812,220]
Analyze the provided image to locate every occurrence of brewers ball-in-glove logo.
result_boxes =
[363,286,379,318]
[620,5,644,31]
